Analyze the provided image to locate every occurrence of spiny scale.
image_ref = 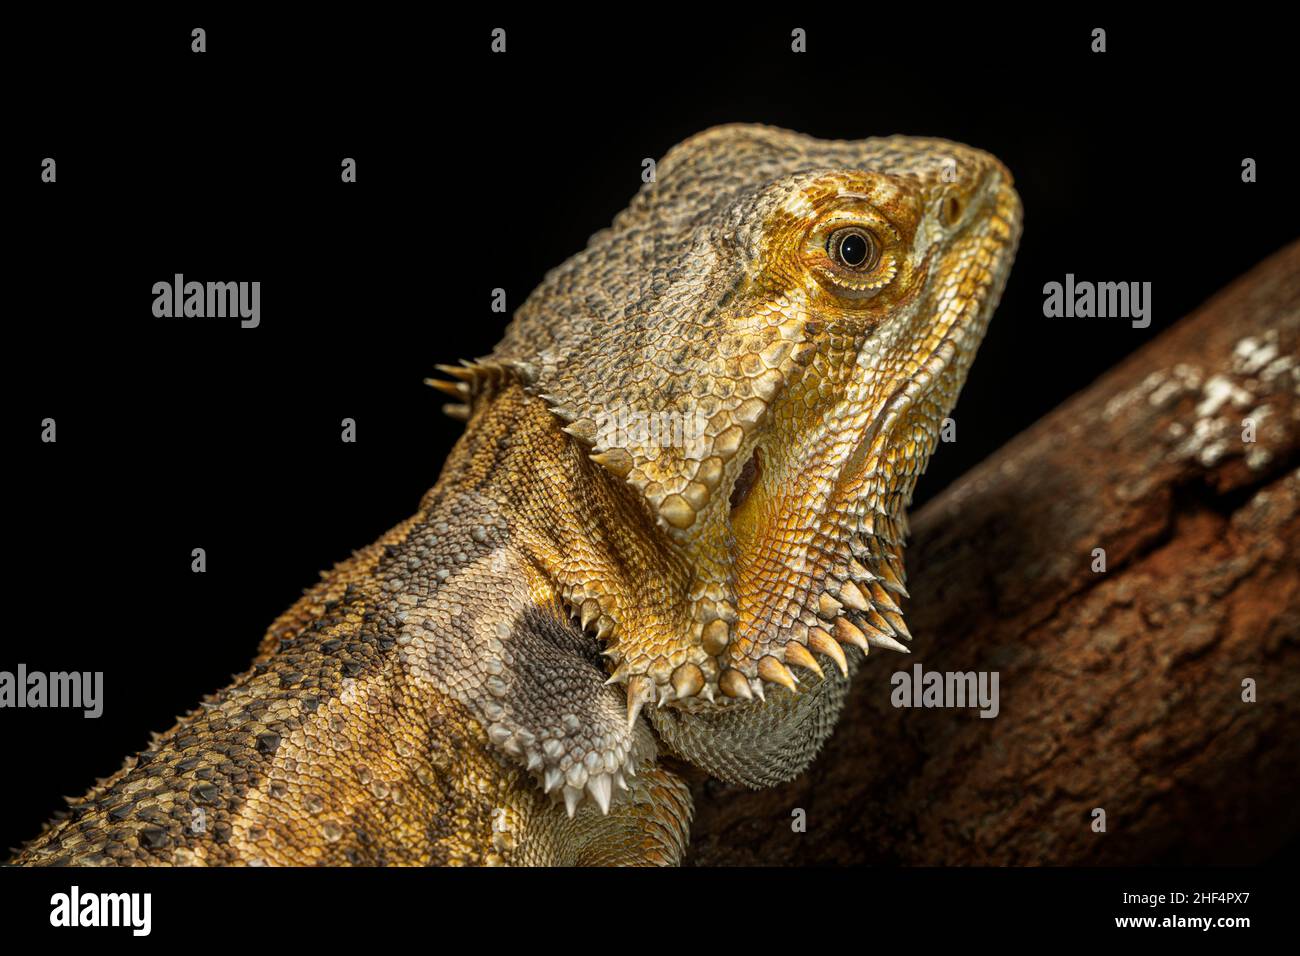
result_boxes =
[572,549,915,713]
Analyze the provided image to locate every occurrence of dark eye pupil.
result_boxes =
[838,233,868,267]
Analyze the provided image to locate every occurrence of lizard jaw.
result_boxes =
[708,179,1022,704]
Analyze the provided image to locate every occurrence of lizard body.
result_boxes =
[13,125,1020,866]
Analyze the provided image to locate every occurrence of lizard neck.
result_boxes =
[430,379,692,679]
[376,384,663,809]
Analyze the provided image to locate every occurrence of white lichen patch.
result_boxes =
[1162,360,1268,468]
[1233,333,1279,375]
[1102,365,1205,422]
[1195,374,1254,418]
[1246,446,1274,470]
[1176,416,1234,467]
[1267,356,1297,386]
[1234,329,1297,391]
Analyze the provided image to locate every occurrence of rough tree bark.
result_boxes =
[687,241,1300,865]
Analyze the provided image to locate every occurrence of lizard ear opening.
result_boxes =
[940,193,965,227]
[730,447,762,511]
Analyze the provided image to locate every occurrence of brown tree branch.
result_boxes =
[687,241,1300,865]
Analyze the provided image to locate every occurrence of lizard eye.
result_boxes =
[827,227,880,271]
[805,214,897,300]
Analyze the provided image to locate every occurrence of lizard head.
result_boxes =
[481,124,1021,783]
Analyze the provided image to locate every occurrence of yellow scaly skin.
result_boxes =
[13,126,1020,865]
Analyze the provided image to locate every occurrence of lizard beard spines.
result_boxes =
[552,493,918,716]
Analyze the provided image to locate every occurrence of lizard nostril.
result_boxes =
[730,448,763,511]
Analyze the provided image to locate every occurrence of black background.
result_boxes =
[4,5,1295,907]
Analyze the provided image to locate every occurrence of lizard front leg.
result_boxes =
[400,593,695,866]
[345,680,692,866]
[460,737,693,867]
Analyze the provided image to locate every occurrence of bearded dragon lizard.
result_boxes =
[12,125,1021,865]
